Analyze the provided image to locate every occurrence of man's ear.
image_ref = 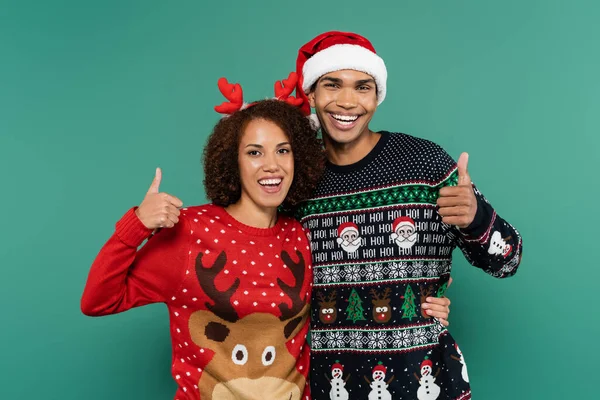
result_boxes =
[308,91,316,108]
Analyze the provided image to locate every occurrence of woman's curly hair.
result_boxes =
[203,99,324,211]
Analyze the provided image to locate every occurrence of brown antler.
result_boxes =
[195,251,240,323]
[278,250,306,321]
[327,290,337,303]
[214,78,245,114]
[381,287,392,301]
[274,72,303,107]
[316,291,327,304]
[370,288,381,301]
[420,285,434,298]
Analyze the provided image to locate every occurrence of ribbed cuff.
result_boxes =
[459,195,492,239]
[115,207,153,248]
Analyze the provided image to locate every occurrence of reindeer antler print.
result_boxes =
[278,250,308,338]
[278,250,306,320]
[195,251,240,323]
[370,288,381,301]
[382,287,392,300]
[420,285,434,298]
[327,290,337,303]
[316,291,327,303]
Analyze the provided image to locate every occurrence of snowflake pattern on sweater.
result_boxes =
[81,204,313,400]
[296,132,522,400]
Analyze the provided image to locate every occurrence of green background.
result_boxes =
[1,0,598,398]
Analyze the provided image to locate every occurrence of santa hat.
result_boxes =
[332,361,344,371]
[392,216,415,233]
[338,222,359,237]
[295,31,388,125]
[421,357,433,369]
[372,361,387,374]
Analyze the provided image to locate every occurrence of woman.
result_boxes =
[81,74,324,400]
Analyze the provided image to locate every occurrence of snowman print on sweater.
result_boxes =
[488,231,512,258]
[364,361,394,400]
[451,343,469,383]
[414,357,441,400]
[327,361,350,400]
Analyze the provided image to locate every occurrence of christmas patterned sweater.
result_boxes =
[81,204,313,400]
[295,132,523,400]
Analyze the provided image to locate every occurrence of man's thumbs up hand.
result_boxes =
[437,153,477,229]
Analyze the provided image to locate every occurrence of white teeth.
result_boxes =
[259,178,282,186]
[332,114,359,122]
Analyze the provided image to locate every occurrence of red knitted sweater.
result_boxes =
[81,204,313,400]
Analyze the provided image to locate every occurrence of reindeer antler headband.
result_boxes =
[214,72,305,115]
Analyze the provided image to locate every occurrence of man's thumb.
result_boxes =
[457,152,470,186]
[147,167,162,194]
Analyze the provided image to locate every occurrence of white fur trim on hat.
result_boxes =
[301,44,387,104]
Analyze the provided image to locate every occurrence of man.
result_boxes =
[293,31,523,399]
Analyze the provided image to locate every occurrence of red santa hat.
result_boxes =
[372,361,387,374]
[338,222,359,237]
[332,361,344,371]
[421,357,433,369]
[392,216,415,233]
[295,31,388,123]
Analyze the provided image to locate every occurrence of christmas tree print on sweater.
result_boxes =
[345,288,366,323]
[401,285,418,321]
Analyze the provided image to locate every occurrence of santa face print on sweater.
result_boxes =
[336,222,362,253]
[390,216,418,250]
[188,250,309,400]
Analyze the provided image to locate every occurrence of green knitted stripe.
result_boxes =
[296,170,458,220]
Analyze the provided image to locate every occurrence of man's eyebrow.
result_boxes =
[319,77,343,84]
[356,79,376,85]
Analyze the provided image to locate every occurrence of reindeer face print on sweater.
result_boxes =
[188,250,309,400]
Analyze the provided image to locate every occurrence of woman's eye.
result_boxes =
[248,150,261,156]
[278,148,291,154]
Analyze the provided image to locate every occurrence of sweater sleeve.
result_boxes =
[449,185,523,278]
[80,207,190,316]
[431,144,523,278]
